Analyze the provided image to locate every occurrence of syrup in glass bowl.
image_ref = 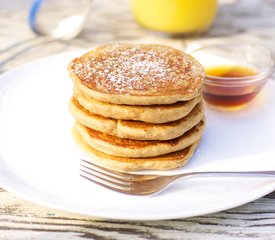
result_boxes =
[191,42,275,110]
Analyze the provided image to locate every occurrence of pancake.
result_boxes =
[69,97,204,140]
[69,97,117,136]
[74,89,201,123]
[73,127,199,171]
[74,120,205,158]
[117,103,204,140]
[68,44,204,105]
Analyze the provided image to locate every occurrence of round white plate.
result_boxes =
[0,52,275,221]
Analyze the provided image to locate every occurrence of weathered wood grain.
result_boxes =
[1,0,275,239]
[1,190,275,240]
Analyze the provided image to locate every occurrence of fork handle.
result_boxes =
[176,170,275,179]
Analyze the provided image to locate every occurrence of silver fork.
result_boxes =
[80,159,275,195]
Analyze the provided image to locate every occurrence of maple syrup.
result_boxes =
[203,65,266,109]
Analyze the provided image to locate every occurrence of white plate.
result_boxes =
[0,52,275,221]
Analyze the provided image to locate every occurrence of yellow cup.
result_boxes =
[131,0,218,35]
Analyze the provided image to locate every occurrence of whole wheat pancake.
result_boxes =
[114,104,204,141]
[74,89,201,124]
[73,127,199,171]
[68,44,204,105]
[74,121,204,158]
[69,97,204,140]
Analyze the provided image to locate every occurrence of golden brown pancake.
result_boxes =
[68,44,204,105]
[74,120,205,158]
[74,89,201,124]
[73,127,200,171]
[68,43,205,171]
[69,97,204,140]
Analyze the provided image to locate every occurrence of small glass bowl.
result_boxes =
[191,42,275,110]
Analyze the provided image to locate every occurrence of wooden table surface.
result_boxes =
[1,0,275,239]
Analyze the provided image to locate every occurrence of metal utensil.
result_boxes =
[80,159,275,195]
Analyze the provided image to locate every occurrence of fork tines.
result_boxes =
[80,159,132,193]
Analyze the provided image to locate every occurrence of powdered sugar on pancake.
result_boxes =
[69,44,204,96]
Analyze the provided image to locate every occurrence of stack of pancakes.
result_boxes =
[68,44,205,171]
